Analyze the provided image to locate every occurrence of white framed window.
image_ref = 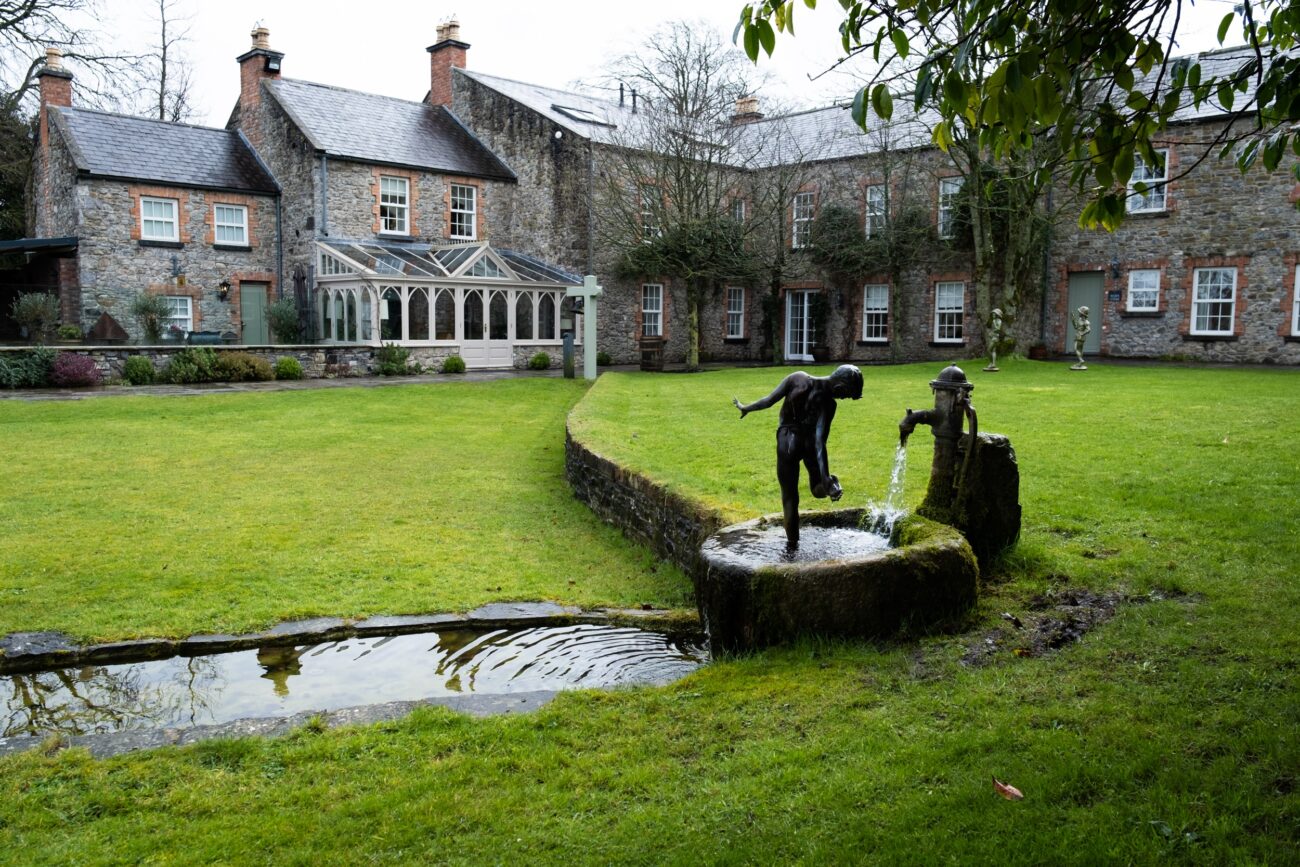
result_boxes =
[318,251,354,276]
[379,176,409,234]
[934,281,965,342]
[1127,269,1161,311]
[937,178,962,240]
[642,283,663,337]
[865,184,886,238]
[140,196,179,242]
[1191,267,1236,335]
[726,286,745,338]
[641,185,661,243]
[450,183,476,240]
[861,284,889,341]
[792,191,815,249]
[1127,149,1168,213]
[163,296,192,334]
[213,204,248,246]
[730,198,746,224]
[1294,265,1300,336]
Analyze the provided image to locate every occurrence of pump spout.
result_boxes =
[899,407,936,447]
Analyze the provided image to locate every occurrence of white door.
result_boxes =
[459,288,514,369]
[485,289,513,367]
[460,288,488,367]
[785,290,815,362]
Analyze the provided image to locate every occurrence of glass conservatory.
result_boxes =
[314,240,584,369]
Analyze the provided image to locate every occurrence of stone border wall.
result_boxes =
[565,425,725,580]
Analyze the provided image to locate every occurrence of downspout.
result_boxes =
[1040,186,1053,346]
[586,141,595,275]
[319,153,330,237]
[275,196,283,300]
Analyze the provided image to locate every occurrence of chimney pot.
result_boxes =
[731,95,764,124]
[44,47,63,71]
[251,26,271,50]
[445,18,460,41]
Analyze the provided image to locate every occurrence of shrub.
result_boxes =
[266,298,302,343]
[57,324,82,342]
[215,352,274,382]
[122,355,155,385]
[375,342,414,376]
[163,347,221,384]
[528,351,551,370]
[49,352,101,387]
[596,351,612,367]
[0,347,54,388]
[10,292,60,344]
[130,293,173,344]
[274,356,304,380]
[440,354,466,374]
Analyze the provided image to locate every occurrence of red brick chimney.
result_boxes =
[236,26,284,142]
[36,48,73,146]
[427,18,468,108]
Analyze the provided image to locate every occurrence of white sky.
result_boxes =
[90,0,1243,129]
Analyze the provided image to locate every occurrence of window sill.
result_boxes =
[1284,335,1300,343]
[929,340,966,347]
[377,232,413,240]
[723,337,748,344]
[214,244,252,252]
[1182,333,1238,342]
[1120,311,1164,318]
[1124,209,1170,219]
[857,339,889,346]
[448,236,477,243]
[139,239,183,249]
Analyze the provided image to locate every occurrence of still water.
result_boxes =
[3,625,706,738]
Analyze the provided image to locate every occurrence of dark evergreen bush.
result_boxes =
[49,352,101,387]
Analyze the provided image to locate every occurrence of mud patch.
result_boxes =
[962,588,1152,666]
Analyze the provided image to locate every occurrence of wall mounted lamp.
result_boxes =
[1109,256,1122,280]
[218,280,231,301]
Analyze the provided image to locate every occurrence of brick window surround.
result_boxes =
[204,193,262,248]
[930,272,970,344]
[129,185,192,243]
[444,176,485,241]
[1181,255,1249,339]
[370,168,420,237]
[1279,253,1300,339]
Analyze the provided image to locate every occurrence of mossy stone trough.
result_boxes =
[697,509,978,653]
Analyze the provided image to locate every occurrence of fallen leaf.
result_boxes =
[993,775,1024,800]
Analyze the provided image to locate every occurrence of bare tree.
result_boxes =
[146,0,195,122]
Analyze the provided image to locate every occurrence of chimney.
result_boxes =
[236,26,284,118]
[731,95,764,125]
[427,17,468,108]
[36,47,73,145]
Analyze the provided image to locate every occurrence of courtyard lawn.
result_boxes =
[0,379,692,642]
[2,360,1298,863]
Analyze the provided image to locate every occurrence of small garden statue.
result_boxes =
[984,307,1004,372]
[1070,305,1091,370]
[732,365,864,549]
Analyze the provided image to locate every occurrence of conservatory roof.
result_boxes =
[316,240,582,286]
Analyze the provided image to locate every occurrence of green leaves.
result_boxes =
[1218,11,1237,44]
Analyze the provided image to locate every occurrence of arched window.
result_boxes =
[408,288,430,341]
[345,291,359,342]
[515,293,534,340]
[380,287,403,341]
[538,293,556,340]
[434,289,455,340]
[360,289,375,342]
[463,289,484,341]
[489,291,508,340]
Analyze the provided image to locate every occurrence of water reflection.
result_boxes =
[4,625,706,738]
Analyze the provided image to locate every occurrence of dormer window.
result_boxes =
[379,176,409,234]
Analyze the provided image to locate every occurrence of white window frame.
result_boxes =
[861,283,889,342]
[792,191,815,249]
[865,184,887,238]
[641,283,663,337]
[1191,267,1236,336]
[379,176,409,235]
[213,204,248,246]
[640,185,661,243]
[1126,269,1161,312]
[725,286,745,339]
[450,183,477,240]
[1127,149,1168,213]
[1294,265,1300,336]
[934,281,965,342]
[140,196,179,242]
[162,295,192,335]
[730,198,746,224]
[937,178,962,240]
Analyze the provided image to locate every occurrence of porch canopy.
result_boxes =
[315,240,584,369]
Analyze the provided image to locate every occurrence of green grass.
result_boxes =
[0,379,691,642]
[2,360,1298,863]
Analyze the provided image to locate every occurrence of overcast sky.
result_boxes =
[94,0,1243,129]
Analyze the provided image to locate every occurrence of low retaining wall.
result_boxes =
[565,427,724,579]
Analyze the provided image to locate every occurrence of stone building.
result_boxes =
[13,27,1300,366]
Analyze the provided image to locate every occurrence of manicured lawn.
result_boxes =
[0,379,691,642]
[2,360,1298,863]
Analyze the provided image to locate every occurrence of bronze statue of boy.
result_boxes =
[733,364,864,548]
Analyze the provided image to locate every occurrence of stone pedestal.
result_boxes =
[954,432,1021,567]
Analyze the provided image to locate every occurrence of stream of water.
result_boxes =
[865,444,909,537]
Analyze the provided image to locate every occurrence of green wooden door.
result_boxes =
[240,282,269,345]
[1066,272,1103,354]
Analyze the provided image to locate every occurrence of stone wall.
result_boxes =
[71,177,278,341]
[565,425,724,579]
[1051,117,1300,364]
[243,94,318,285]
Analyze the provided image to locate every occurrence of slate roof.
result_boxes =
[264,78,515,180]
[50,107,277,193]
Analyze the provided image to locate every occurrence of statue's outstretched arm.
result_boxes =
[733,376,790,418]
